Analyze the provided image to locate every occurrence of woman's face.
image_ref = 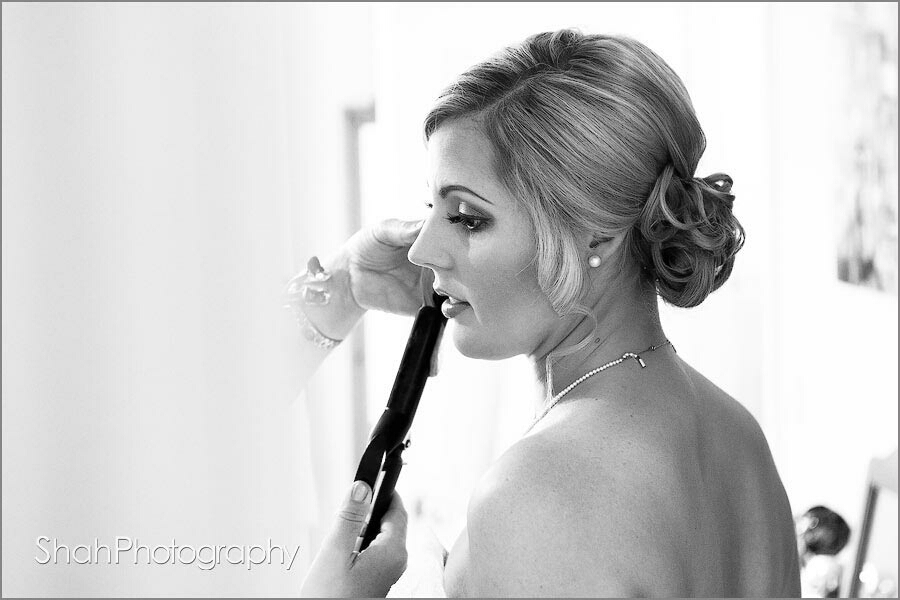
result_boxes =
[408,119,563,360]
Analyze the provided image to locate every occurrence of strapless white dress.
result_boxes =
[387,523,448,598]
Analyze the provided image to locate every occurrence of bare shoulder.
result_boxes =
[463,423,689,597]
[678,360,779,473]
[460,360,800,597]
[677,360,801,596]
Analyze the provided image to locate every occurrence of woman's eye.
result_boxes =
[445,212,488,232]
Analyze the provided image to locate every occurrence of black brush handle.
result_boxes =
[359,444,404,550]
[353,294,447,552]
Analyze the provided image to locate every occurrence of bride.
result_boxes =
[293,28,800,597]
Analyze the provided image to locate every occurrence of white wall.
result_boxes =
[275,0,379,572]
[763,1,898,565]
[2,3,377,596]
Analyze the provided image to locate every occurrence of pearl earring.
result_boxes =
[588,255,602,268]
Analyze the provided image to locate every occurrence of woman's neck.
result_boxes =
[527,270,666,403]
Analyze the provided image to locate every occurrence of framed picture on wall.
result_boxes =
[835,2,898,295]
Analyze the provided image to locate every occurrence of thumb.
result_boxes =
[398,219,424,242]
[333,480,373,544]
[371,218,423,248]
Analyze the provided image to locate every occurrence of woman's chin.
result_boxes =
[449,323,518,360]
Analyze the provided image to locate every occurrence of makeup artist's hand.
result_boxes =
[300,481,408,598]
[336,218,432,316]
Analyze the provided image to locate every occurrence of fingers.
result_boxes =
[331,481,373,546]
[371,218,424,248]
[357,491,408,574]
[364,491,408,550]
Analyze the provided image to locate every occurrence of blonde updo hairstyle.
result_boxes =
[423,29,745,319]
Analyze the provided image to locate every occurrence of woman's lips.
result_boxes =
[440,298,471,319]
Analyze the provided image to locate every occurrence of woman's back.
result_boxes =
[675,360,800,596]
[443,355,800,597]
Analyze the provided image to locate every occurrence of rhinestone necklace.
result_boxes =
[524,339,673,435]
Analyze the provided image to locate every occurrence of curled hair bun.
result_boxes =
[637,164,745,308]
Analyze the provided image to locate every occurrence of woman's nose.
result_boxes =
[407,215,452,271]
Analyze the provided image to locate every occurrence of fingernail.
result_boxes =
[351,481,371,503]
[403,220,424,239]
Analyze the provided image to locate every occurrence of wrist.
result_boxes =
[284,252,366,346]
[302,258,365,340]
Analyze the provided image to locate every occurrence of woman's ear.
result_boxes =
[584,232,625,266]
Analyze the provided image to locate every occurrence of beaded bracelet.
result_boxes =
[283,256,342,350]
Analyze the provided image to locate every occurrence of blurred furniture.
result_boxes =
[849,448,898,597]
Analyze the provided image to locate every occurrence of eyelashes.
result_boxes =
[423,202,490,233]
[445,212,489,233]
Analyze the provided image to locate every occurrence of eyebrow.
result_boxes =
[438,184,494,205]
